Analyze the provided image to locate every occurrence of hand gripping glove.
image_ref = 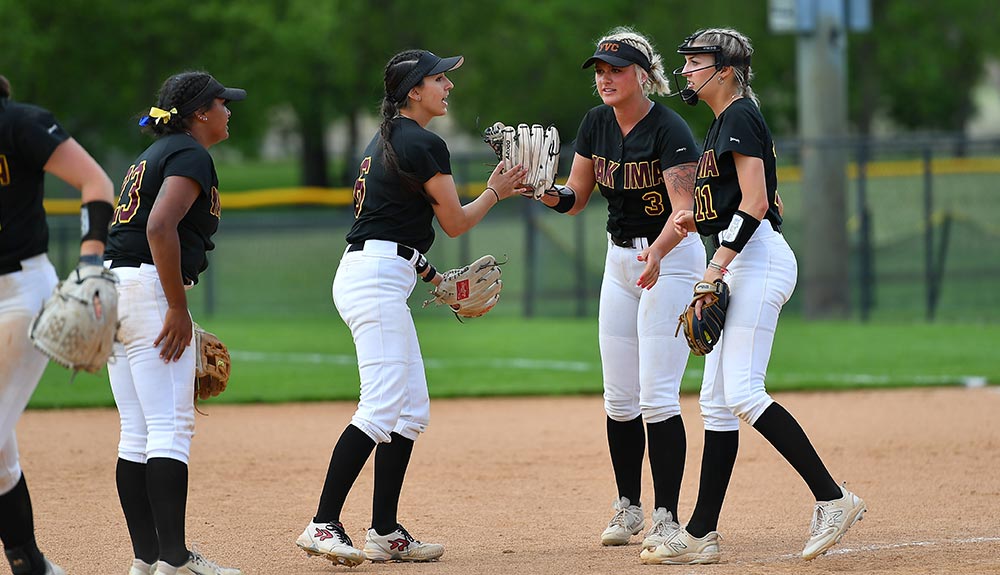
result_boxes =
[422,255,504,319]
[483,122,560,200]
[675,279,730,356]
[29,264,119,374]
[193,323,231,401]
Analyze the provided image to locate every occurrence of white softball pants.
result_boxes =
[333,240,430,444]
[699,224,798,431]
[599,233,705,423]
[0,254,58,494]
[107,264,197,464]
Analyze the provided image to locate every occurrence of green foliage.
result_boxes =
[29,316,999,409]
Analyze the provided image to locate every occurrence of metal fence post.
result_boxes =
[923,146,934,321]
[856,139,873,321]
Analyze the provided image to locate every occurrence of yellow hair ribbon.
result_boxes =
[148,106,178,124]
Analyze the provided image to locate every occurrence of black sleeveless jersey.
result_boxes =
[574,102,699,240]
[692,98,782,236]
[0,98,70,273]
[105,133,221,283]
[346,116,451,254]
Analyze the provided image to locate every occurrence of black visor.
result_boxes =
[582,40,651,73]
[391,50,464,102]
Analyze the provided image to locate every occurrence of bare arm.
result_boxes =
[43,138,114,257]
[636,162,697,289]
[147,175,200,361]
[538,153,597,215]
[427,162,526,237]
[696,151,771,293]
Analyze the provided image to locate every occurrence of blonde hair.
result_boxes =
[596,26,671,97]
[688,27,759,106]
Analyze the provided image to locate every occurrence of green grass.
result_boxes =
[29,316,999,409]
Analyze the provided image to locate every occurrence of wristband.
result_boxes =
[707,260,728,274]
[81,201,114,243]
[546,185,576,214]
[422,265,438,283]
[486,187,500,203]
[414,254,429,274]
[719,210,760,253]
[79,254,103,266]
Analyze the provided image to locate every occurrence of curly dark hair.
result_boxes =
[140,71,215,137]
[0,75,11,99]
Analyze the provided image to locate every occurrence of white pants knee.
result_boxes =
[0,254,58,494]
[333,241,430,444]
[108,264,196,464]
[699,225,797,431]
[600,234,705,423]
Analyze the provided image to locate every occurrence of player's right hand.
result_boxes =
[154,307,193,362]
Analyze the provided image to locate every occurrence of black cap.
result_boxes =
[582,40,651,73]
[177,76,246,117]
[391,50,464,102]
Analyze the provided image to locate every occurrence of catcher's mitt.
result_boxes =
[29,264,119,374]
[675,279,730,356]
[193,323,231,401]
[422,255,504,319]
[483,122,560,200]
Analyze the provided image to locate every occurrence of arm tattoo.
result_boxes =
[664,162,697,195]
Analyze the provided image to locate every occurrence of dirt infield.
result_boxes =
[12,387,1000,575]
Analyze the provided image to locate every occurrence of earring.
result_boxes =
[199,115,208,121]
[718,76,725,85]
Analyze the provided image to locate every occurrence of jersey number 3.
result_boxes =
[693,184,718,222]
[113,160,147,225]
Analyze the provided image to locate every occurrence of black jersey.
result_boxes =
[574,102,699,240]
[105,133,221,283]
[0,98,70,273]
[345,117,449,254]
[692,98,782,236]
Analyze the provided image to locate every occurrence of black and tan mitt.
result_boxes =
[676,279,730,356]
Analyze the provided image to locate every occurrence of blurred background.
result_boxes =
[5,0,1000,322]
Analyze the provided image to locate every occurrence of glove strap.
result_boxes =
[79,254,103,266]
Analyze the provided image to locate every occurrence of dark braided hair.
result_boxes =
[141,71,215,137]
[379,50,435,203]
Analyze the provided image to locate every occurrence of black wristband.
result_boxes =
[546,185,576,214]
[81,201,114,243]
[719,210,761,253]
[414,254,429,274]
[422,265,437,283]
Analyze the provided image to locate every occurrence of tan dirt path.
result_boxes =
[9,387,1000,575]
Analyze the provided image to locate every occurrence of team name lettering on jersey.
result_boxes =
[697,149,720,179]
[623,159,662,190]
[592,156,620,188]
[0,155,9,186]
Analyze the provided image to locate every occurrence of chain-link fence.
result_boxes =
[44,136,1000,321]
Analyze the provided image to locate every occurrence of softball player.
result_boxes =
[538,28,704,549]
[0,75,115,575]
[295,50,525,566]
[103,71,245,575]
[640,28,865,565]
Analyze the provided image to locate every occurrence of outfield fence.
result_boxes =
[43,135,1000,321]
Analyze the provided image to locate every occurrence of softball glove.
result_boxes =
[676,279,730,356]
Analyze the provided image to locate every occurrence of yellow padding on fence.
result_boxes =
[42,157,1000,216]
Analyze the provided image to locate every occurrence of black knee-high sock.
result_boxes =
[753,403,841,501]
[116,459,159,563]
[371,433,414,535]
[607,416,645,504]
[686,430,739,538]
[647,415,686,518]
[145,457,189,567]
[314,424,376,524]
[0,474,47,575]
